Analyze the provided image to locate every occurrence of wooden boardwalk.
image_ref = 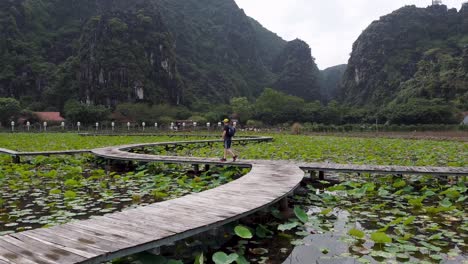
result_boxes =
[91,140,468,176]
[0,160,302,264]
[297,162,468,176]
[0,136,466,263]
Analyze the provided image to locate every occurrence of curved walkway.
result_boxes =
[0,136,304,264]
[0,136,467,264]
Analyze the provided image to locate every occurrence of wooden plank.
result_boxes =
[5,233,86,263]
[95,215,176,237]
[56,223,135,246]
[20,230,106,258]
[0,237,59,264]
[0,148,17,155]
[9,233,91,262]
[0,244,45,264]
[46,225,129,252]
[106,208,214,233]
[69,220,158,244]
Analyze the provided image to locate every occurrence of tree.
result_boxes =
[0,97,21,125]
[230,97,253,123]
[63,100,110,124]
[254,88,305,125]
[302,101,323,123]
[384,98,458,124]
[115,103,156,122]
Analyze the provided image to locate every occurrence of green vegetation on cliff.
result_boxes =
[0,0,181,109]
[272,39,321,101]
[341,4,468,120]
[0,0,321,111]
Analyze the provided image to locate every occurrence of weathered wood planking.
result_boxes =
[14,150,91,156]
[297,162,468,176]
[0,136,271,158]
[0,148,90,157]
[0,148,17,155]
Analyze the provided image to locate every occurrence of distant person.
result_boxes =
[220,118,238,162]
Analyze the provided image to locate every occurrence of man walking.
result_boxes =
[220,118,238,162]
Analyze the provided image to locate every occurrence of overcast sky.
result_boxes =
[234,0,466,69]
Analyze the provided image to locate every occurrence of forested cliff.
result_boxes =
[0,0,321,110]
[341,4,468,115]
[1,1,466,125]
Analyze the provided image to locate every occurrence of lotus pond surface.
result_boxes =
[0,154,247,235]
[117,173,466,264]
[0,133,203,151]
[143,135,467,167]
[0,133,466,263]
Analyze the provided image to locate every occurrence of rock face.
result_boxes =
[0,0,322,109]
[341,4,468,109]
[156,0,283,103]
[320,64,347,103]
[272,39,321,101]
[0,0,181,108]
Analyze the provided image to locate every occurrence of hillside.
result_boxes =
[341,4,468,114]
[0,0,181,109]
[272,39,321,101]
[0,0,321,111]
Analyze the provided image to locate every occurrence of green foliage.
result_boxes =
[277,222,299,231]
[165,134,466,167]
[342,5,468,117]
[234,225,253,239]
[115,103,154,122]
[254,88,305,124]
[293,206,309,223]
[0,0,329,112]
[370,232,392,244]
[63,100,109,123]
[383,98,458,125]
[0,141,245,233]
[230,97,253,122]
[272,39,321,101]
[212,252,238,264]
[348,228,365,239]
[0,97,21,123]
[0,0,181,107]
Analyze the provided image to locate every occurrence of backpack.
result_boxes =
[227,125,236,137]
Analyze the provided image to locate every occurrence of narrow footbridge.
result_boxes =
[0,136,466,264]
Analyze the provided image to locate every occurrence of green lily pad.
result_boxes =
[278,222,299,231]
[370,232,392,243]
[348,228,365,239]
[294,206,309,223]
[234,225,252,239]
[212,252,238,264]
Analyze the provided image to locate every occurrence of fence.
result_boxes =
[0,122,226,134]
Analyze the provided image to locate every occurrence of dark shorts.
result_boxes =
[224,138,232,149]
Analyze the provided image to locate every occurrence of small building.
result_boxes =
[33,112,65,123]
[461,112,468,125]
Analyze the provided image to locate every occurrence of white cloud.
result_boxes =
[234,0,466,69]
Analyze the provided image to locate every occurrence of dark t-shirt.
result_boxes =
[223,125,231,139]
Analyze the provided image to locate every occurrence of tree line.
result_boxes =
[0,88,461,127]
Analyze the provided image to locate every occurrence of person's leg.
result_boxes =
[221,140,228,161]
[227,139,237,160]
[227,149,235,156]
